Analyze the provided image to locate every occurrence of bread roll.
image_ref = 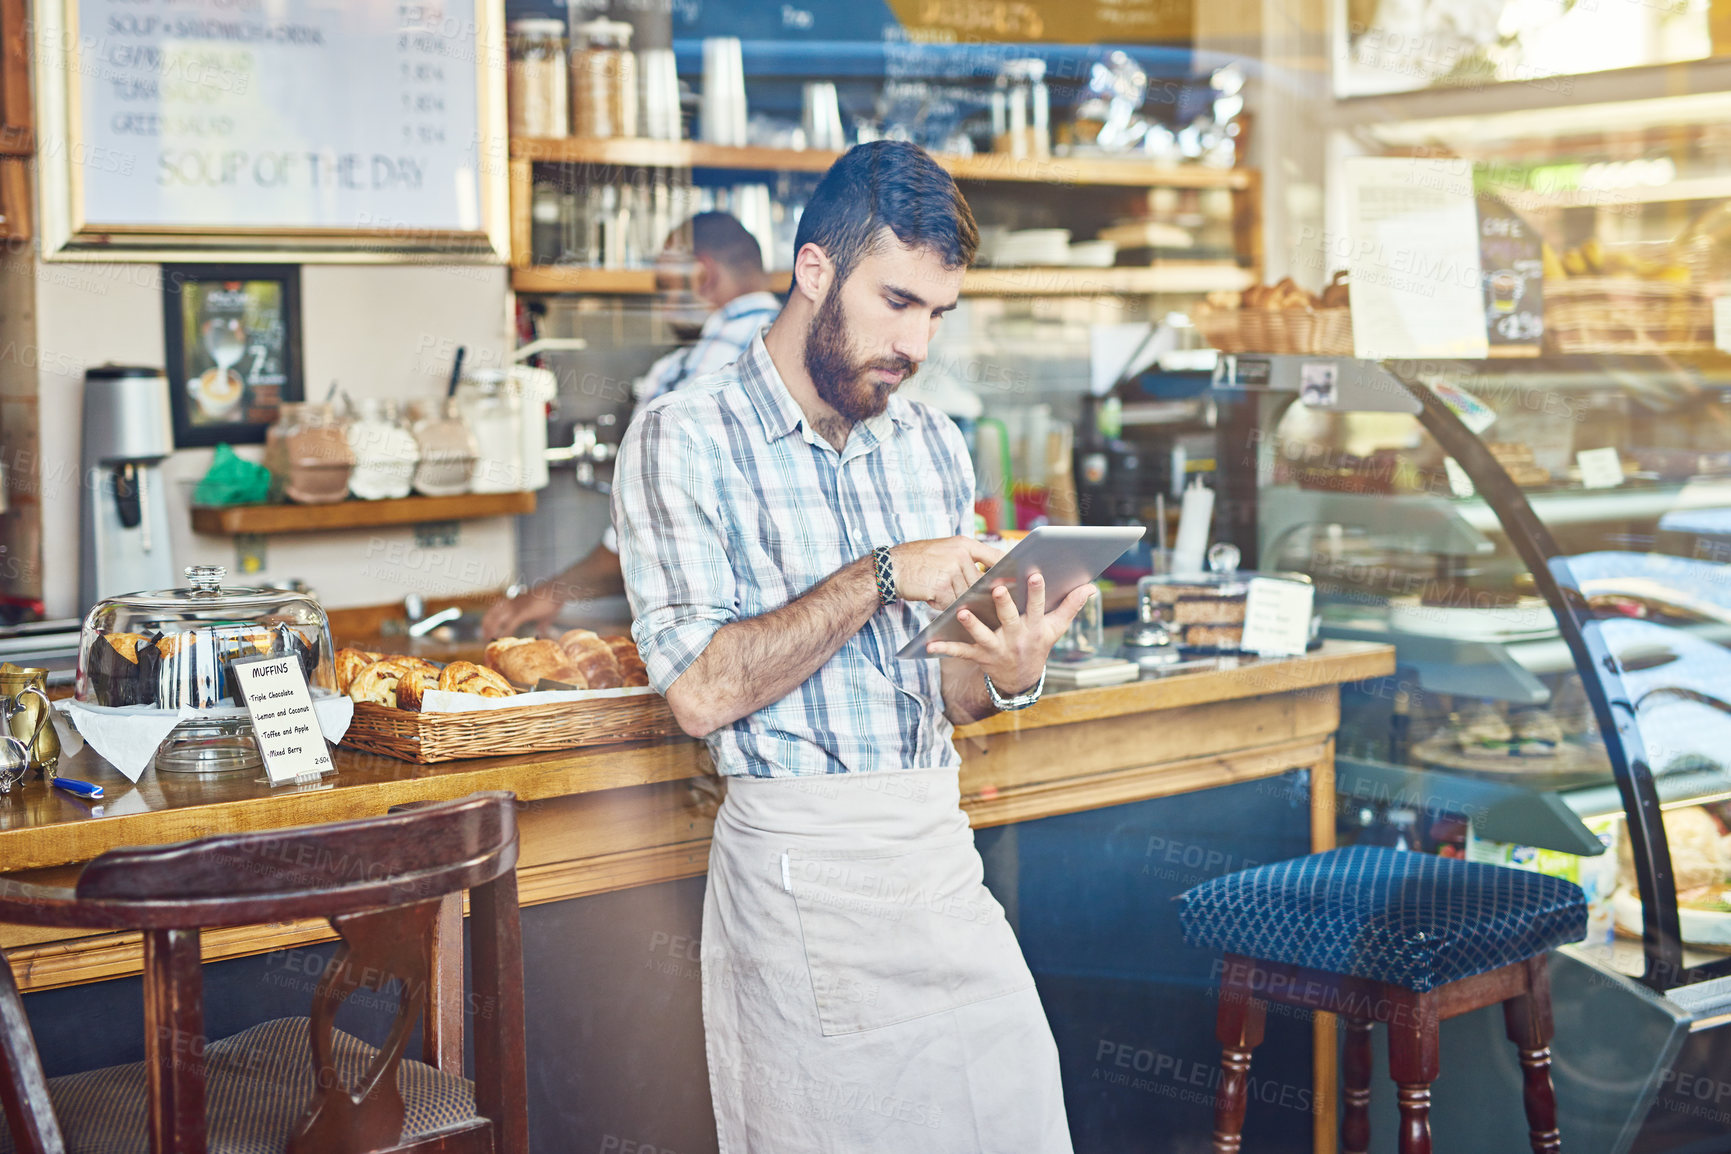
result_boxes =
[604,636,649,687]
[437,661,516,698]
[558,628,623,689]
[485,637,535,671]
[487,638,585,687]
[334,648,382,694]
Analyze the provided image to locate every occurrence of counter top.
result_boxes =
[0,641,1393,872]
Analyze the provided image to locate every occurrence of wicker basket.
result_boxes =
[1193,305,1353,355]
[1546,278,1713,354]
[1192,304,1249,353]
[342,692,683,763]
[1312,307,1354,355]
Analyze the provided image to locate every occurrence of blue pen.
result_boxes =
[52,777,104,800]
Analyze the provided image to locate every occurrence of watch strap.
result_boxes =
[984,667,1045,712]
[871,546,897,606]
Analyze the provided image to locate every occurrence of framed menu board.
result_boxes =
[33,0,508,261]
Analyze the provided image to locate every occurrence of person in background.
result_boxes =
[482,212,780,639]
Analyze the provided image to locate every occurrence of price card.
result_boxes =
[1577,447,1625,490]
[1241,579,1316,658]
[1429,380,1498,435]
[230,654,334,786]
[1443,458,1476,498]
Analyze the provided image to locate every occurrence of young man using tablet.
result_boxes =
[613,141,1091,1152]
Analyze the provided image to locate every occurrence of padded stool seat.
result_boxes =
[1177,844,1587,992]
[1,1019,475,1154]
[1179,846,1586,1154]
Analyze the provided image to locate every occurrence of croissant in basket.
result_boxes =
[558,629,623,690]
[348,657,442,710]
[437,661,516,698]
[334,648,383,695]
[485,638,586,688]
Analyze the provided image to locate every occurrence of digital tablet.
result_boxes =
[895,525,1146,659]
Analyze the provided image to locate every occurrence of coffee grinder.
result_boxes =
[79,366,176,611]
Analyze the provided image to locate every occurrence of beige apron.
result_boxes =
[702,766,1074,1154]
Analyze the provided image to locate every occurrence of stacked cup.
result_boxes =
[700,37,747,146]
[640,48,681,141]
[801,82,845,152]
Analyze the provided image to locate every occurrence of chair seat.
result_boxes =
[1177,845,1586,992]
[2,1018,476,1154]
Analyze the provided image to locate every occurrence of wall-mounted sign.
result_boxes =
[34,0,509,261]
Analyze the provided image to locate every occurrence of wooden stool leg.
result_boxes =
[1213,955,1268,1154]
[1341,1016,1373,1154]
[1387,992,1439,1154]
[1503,957,1562,1154]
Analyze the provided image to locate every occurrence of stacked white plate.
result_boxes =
[1067,239,1118,268]
[994,228,1071,267]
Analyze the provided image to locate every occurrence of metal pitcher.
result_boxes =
[0,734,26,794]
[0,664,55,779]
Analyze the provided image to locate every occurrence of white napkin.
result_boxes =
[418,685,655,713]
[58,696,355,783]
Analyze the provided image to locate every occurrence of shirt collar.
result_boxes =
[738,333,920,447]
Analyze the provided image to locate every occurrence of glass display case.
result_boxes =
[1214,350,1731,992]
[76,565,337,774]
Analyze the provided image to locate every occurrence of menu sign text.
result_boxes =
[75,0,484,233]
[231,653,333,786]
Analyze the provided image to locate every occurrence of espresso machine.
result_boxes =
[80,366,176,611]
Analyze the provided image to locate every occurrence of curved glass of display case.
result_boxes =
[1218,351,1731,993]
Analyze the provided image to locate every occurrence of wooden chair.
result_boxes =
[1177,845,1586,1154]
[0,790,526,1154]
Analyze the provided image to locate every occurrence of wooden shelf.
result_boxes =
[513,263,1254,297]
[959,264,1256,295]
[191,491,536,536]
[511,136,1254,190]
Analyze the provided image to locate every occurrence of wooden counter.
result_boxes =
[1,641,1392,997]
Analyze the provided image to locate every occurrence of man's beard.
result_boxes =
[803,283,917,424]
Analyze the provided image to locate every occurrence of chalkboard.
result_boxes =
[35,0,509,260]
[1478,194,1544,355]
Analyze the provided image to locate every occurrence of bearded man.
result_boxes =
[612,141,1090,1153]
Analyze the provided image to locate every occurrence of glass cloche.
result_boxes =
[76,565,337,774]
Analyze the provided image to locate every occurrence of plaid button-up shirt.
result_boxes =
[612,334,975,778]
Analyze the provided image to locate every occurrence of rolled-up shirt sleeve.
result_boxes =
[612,405,736,694]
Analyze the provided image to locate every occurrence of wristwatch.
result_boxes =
[871,546,897,606]
[984,667,1045,712]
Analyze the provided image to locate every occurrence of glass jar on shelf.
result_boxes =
[406,397,479,497]
[570,18,637,139]
[345,398,420,501]
[455,371,525,493]
[507,18,570,138]
[262,401,304,503]
[280,402,353,505]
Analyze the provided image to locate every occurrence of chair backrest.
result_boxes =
[74,790,518,925]
[0,791,527,1154]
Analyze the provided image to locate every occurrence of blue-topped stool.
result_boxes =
[1178,845,1586,1154]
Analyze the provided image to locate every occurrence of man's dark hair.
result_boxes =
[690,211,764,276]
[793,141,978,283]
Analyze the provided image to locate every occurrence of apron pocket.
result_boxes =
[787,835,1035,1037]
